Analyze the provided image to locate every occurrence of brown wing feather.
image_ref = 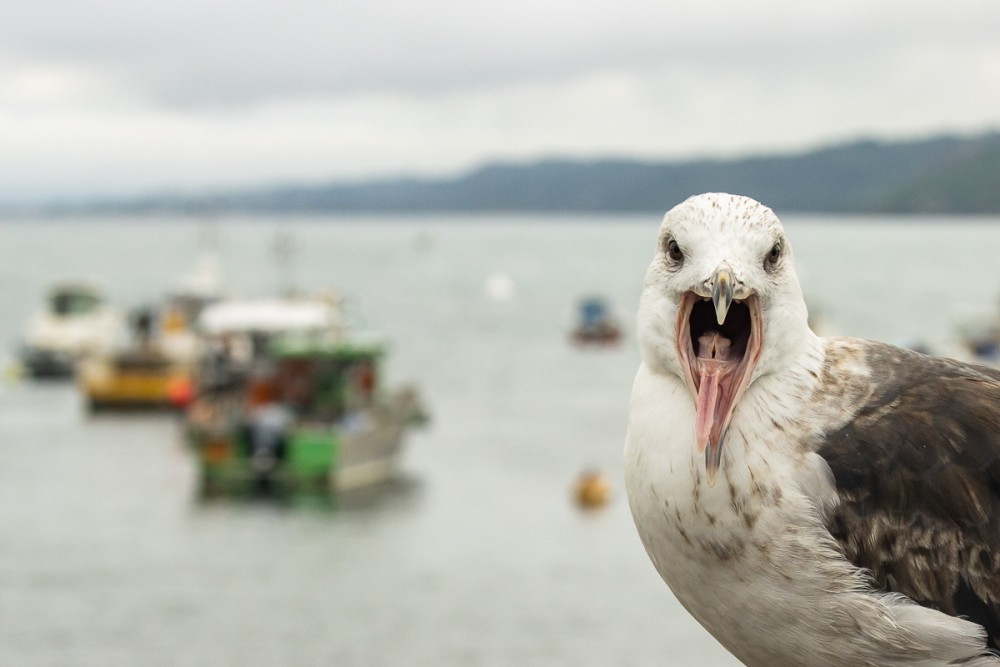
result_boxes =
[817,341,1000,647]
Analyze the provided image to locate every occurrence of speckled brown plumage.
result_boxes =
[816,340,1000,647]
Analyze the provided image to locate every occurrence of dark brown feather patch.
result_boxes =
[816,342,1000,647]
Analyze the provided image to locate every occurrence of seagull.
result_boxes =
[624,193,1000,667]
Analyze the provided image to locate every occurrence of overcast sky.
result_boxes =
[1,0,999,201]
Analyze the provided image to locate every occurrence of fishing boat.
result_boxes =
[77,306,197,411]
[955,316,1000,365]
[20,279,122,379]
[183,297,426,495]
[157,252,226,364]
[77,254,225,410]
[569,296,622,346]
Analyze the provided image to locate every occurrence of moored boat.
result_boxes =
[955,316,1000,366]
[76,253,224,411]
[20,279,122,379]
[184,297,426,495]
[569,296,622,346]
[77,306,197,411]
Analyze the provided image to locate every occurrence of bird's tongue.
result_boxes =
[695,364,724,452]
[694,332,734,455]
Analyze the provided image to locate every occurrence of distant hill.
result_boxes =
[34,131,1000,215]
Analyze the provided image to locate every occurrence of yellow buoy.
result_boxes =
[574,470,611,509]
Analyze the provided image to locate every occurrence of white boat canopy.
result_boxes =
[197,298,347,336]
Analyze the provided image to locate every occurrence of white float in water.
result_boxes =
[484,272,516,302]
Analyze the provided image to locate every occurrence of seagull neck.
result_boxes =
[747,326,825,421]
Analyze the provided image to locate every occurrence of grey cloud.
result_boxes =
[4,0,1000,107]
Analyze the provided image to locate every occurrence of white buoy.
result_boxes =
[484,272,516,302]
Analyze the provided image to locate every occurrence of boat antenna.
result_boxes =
[272,229,298,298]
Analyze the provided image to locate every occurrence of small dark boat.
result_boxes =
[570,296,622,347]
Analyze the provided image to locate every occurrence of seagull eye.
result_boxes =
[665,238,684,264]
[765,241,782,270]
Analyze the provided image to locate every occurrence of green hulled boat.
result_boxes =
[183,299,426,495]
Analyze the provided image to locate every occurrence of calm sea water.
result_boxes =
[1,213,998,667]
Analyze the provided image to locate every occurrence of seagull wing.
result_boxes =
[817,341,1000,648]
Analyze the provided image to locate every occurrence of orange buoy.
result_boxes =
[574,470,611,509]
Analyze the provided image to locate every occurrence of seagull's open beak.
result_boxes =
[676,264,763,487]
